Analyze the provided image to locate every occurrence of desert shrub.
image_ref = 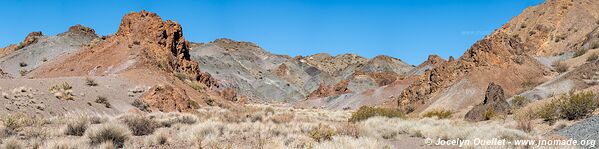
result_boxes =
[336,123,359,138]
[4,138,23,149]
[349,106,404,122]
[95,96,111,108]
[483,108,496,121]
[186,81,205,91]
[511,96,531,108]
[19,62,27,67]
[175,114,199,125]
[87,123,131,147]
[536,91,597,121]
[131,99,150,112]
[65,117,89,136]
[49,82,74,100]
[587,53,598,62]
[536,101,560,123]
[174,72,192,81]
[2,114,42,134]
[514,109,534,132]
[552,61,568,73]
[309,124,336,142]
[188,100,200,109]
[557,91,596,120]
[89,116,107,124]
[158,113,198,127]
[85,77,98,86]
[120,115,159,136]
[422,109,453,119]
[574,48,588,57]
[271,112,294,124]
[591,41,599,49]
[19,68,27,76]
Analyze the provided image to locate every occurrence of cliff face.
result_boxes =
[115,11,218,88]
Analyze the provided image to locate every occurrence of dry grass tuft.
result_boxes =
[4,138,23,149]
[86,123,131,147]
[271,112,295,124]
[587,52,598,62]
[65,116,89,136]
[514,109,534,132]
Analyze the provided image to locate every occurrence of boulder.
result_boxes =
[465,82,511,121]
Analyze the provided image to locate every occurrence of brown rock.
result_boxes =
[220,88,239,102]
[464,82,510,121]
[59,24,98,37]
[307,80,352,99]
[142,85,195,112]
[274,64,289,76]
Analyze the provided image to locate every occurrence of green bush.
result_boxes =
[422,109,453,119]
[308,124,336,142]
[511,96,530,108]
[574,48,588,58]
[18,68,27,76]
[536,91,597,121]
[483,108,496,120]
[557,91,596,120]
[349,106,404,122]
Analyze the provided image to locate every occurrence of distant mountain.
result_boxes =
[190,38,414,103]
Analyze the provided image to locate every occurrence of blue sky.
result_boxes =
[0,0,542,65]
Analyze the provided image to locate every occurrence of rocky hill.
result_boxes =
[388,0,599,118]
[190,38,414,104]
[0,11,234,116]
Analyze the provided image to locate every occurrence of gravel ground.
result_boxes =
[559,116,599,148]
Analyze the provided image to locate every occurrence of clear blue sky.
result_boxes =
[0,0,542,65]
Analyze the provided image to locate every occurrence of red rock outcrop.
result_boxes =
[307,80,352,99]
[142,85,195,112]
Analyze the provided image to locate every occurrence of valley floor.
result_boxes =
[1,102,593,149]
